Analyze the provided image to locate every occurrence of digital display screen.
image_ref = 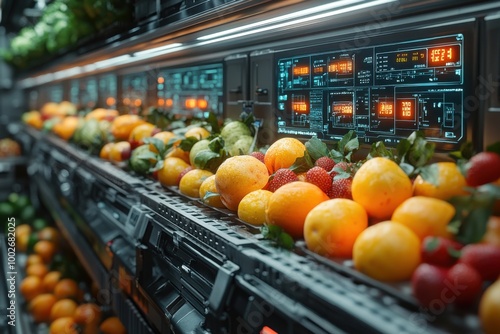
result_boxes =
[276,30,469,149]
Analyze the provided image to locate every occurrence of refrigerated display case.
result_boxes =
[2,1,500,333]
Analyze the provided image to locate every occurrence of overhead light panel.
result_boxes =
[134,43,183,57]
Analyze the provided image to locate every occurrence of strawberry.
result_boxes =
[329,178,352,199]
[411,263,449,308]
[306,166,332,194]
[268,169,298,192]
[250,151,265,164]
[421,236,463,267]
[466,151,500,187]
[330,161,350,178]
[314,157,335,172]
[446,263,483,306]
[458,243,500,281]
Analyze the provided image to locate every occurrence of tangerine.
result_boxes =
[238,190,273,226]
[26,263,49,278]
[43,271,62,293]
[49,317,78,334]
[50,298,78,321]
[199,175,226,209]
[28,293,57,323]
[33,240,57,263]
[353,221,421,281]
[128,123,157,149]
[25,254,44,267]
[54,279,80,300]
[179,169,214,198]
[215,155,269,211]
[157,157,191,187]
[391,196,455,240]
[264,137,305,174]
[73,303,102,327]
[109,141,132,162]
[266,181,329,239]
[413,162,468,200]
[184,126,210,140]
[99,142,114,160]
[479,278,500,334]
[351,157,412,219]
[99,316,127,334]
[304,199,368,258]
[150,131,176,153]
[110,114,145,140]
[20,276,44,302]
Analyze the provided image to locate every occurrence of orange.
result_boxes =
[57,101,77,116]
[184,126,210,140]
[150,131,176,153]
[199,175,226,209]
[52,116,81,141]
[215,155,269,211]
[37,227,61,246]
[25,254,44,267]
[353,221,421,281]
[74,303,102,328]
[43,271,62,293]
[49,317,78,334]
[109,141,132,162]
[391,196,455,240]
[479,278,500,334]
[22,110,43,129]
[237,190,273,226]
[16,224,32,238]
[128,122,157,149]
[111,114,146,140]
[50,299,78,321]
[266,181,329,239]
[28,293,57,323]
[157,157,191,187]
[54,279,80,300]
[20,276,44,302]
[264,137,305,174]
[26,263,49,278]
[304,199,368,258]
[413,162,468,200]
[99,316,127,334]
[165,139,190,163]
[352,157,412,220]
[33,240,57,263]
[99,142,114,160]
[17,233,30,252]
[85,108,119,121]
[179,169,214,198]
[482,216,500,246]
[41,102,68,120]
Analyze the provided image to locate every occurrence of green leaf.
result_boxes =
[135,151,159,161]
[395,139,411,163]
[206,111,220,134]
[260,224,294,250]
[399,162,415,177]
[143,137,165,155]
[202,191,220,201]
[329,149,344,163]
[305,136,330,161]
[179,136,199,151]
[424,237,439,252]
[368,141,394,159]
[418,164,440,186]
[149,159,164,173]
[240,111,256,136]
[447,246,462,259]
[289,151,314,173]
[194,150,220,169]
[344,137,359,153]
[486,141,500,156]
[208,136,225,152]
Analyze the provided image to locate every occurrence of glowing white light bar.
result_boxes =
[197,0,365,41]
[94,54,132,69]
[197,0,397,45]
[134,43,183,56]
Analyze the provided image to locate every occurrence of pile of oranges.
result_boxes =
[16,223,126,334]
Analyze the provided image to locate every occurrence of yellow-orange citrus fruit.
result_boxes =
[109,141,132,162]
[54,279,80,300]
[16,224,32,239]
[52,116,80,141]
[179,169,214,198]
[28,293,57,323]
[111,114,145,140]
[85,108,118,121]
[157,157,191,187]
[413,162,468,200]
[391,196,455,240]
[238,190,273,226]
[50,298,78,321]
[37,226,61,246]
[150,131,176,153]
[215,155,269,211]
[353,221,421,281]
[33,240,57,263]
[20,276,44,302]
[99,316,127,334]
[99,142,114,160]
[25,254,44,267]
[43,271,62,293]
[128,122,157,148]
[165,139,190,163]
[17,233,30,252]
[73,303,102,327]
[304,199,368,258]
[264,137,305,174]
[50,317,78,334]
[199,175,226,209]
[352,157,412,219]
[482,216,500,246]
[23,110,43,129]
[26,263,49,278]
[184,126,210,140]
[266,181,329,239]
[479,278,500,334]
